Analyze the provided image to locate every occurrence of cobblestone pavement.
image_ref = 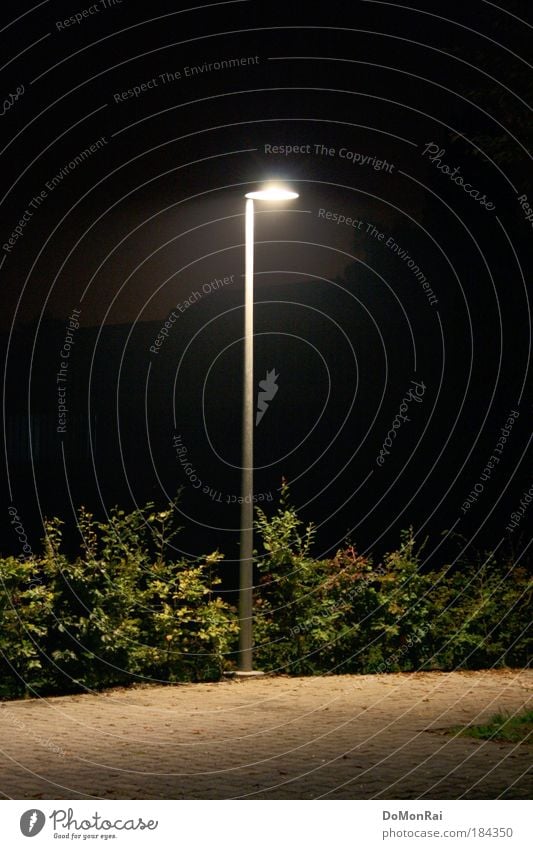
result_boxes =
[0,670,531,800]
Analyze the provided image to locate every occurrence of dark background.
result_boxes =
[1,0,531,582]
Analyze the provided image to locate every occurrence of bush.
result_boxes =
[425,552,531,670]
[0,555,54,697]
[253,486,531,676]
[253,488,434,675]
[0,499,237,698]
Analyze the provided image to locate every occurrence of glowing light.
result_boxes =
[245,184,299,200]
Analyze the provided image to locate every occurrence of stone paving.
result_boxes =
[0,670,531,799]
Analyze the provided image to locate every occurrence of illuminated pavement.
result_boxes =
[0,670,531,799]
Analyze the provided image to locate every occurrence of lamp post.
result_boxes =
[237,184,299,674]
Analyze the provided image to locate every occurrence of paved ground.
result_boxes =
[0,670,531,800]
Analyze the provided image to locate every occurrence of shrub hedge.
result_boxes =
[0,488,530,698]
[0,502,237,698]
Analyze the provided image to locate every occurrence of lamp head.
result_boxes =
[245,183,299,201]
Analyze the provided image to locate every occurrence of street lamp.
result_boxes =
[237,183,299,674]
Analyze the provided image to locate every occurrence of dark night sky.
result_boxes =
[1,0,531,577]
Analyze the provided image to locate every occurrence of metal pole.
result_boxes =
[238,197,255,672]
